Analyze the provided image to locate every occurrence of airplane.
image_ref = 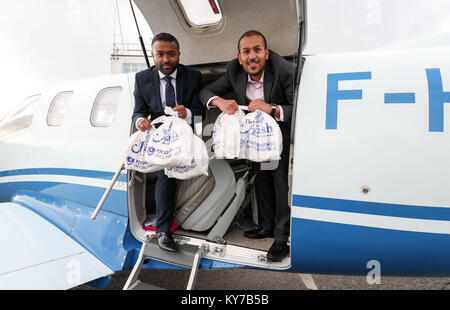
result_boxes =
[1,0,450,290]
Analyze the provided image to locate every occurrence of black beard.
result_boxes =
[249,67,265,77]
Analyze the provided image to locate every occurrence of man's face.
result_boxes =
[237,35,269,81]
[152,40,180,76]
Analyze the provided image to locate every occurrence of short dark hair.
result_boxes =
[237,30,267,52]
[151,32,180,49]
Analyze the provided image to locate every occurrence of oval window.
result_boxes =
[90,87,122,127]
[47,91,73,126]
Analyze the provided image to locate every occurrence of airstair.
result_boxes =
[122,235,207,290]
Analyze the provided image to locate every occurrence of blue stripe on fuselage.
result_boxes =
[292,195,450,221]
[0,168,127,182]
[0,168,128,216]
[290,217,450,276]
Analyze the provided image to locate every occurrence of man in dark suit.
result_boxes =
[199,30,294,262]
[133,32,204,252]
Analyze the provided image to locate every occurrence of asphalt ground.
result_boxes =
[74,267,450,290]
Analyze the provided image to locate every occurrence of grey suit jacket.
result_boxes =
[199,51,294,126]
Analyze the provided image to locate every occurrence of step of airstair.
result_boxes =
[128,280,166,290]
[143,237,201,268]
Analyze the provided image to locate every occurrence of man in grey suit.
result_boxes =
[200,30,294,262]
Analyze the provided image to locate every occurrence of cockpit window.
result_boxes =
[0,94,41,137]
[47,91,74,126]
[176,0,222,28]
[1,95,41,124]
[90,87,122,127]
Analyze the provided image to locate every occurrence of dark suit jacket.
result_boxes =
[132,64,204,126]
[199,51,294,128]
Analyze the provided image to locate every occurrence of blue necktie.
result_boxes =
[163,76,176,108]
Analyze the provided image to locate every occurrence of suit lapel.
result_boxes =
[176,66,184,106]
[263,63,274,103]
[237,70,248,105]
[152,68,163,110]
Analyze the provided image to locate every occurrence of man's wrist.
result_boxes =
[269,103,277,117]
[136,117,145,130]
[206,96,219,109]
[211,97,222,108]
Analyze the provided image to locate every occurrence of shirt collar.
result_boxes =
[158,69,178,80]
[247,71,264,86]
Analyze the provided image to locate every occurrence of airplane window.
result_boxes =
[1,94,41,124]
[0,94,41,137]
[90,87,122,127]
[176,0,222,28]
[47,91,74,126]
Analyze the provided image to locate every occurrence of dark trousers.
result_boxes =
[253,126,291,242]
[155,170,176,233]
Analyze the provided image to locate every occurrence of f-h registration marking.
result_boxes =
[325,68,450,132]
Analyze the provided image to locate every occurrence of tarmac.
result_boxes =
[74,267,450,290]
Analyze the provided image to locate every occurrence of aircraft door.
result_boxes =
[289,45,450,275]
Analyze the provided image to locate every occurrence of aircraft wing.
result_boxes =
[0,202,113,290]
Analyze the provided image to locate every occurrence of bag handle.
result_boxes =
[151,106,182,126]
[151,115,169,126]
[164,106,179,118]
[238,105,248,111]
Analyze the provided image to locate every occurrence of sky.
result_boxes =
[1,0,450,119]
[0,0,152,118]
[305,0,450,54]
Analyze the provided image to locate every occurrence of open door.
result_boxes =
[126,0,307,274]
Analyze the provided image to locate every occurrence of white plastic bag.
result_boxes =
[165,135,209,179]
[212,110,245,159]
[240,110,283,162]
[123,129,164,173]
[145,115,194,167]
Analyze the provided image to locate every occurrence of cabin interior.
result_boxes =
[128,65,275,251]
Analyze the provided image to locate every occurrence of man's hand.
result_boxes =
[211,97,239,114]
[172,105,187,119]
[137,118,152,132]
[248,99,271,114]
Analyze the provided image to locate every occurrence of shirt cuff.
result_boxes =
[206,96,219,110]
[185,108,192,125]
[275,106,284,122]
